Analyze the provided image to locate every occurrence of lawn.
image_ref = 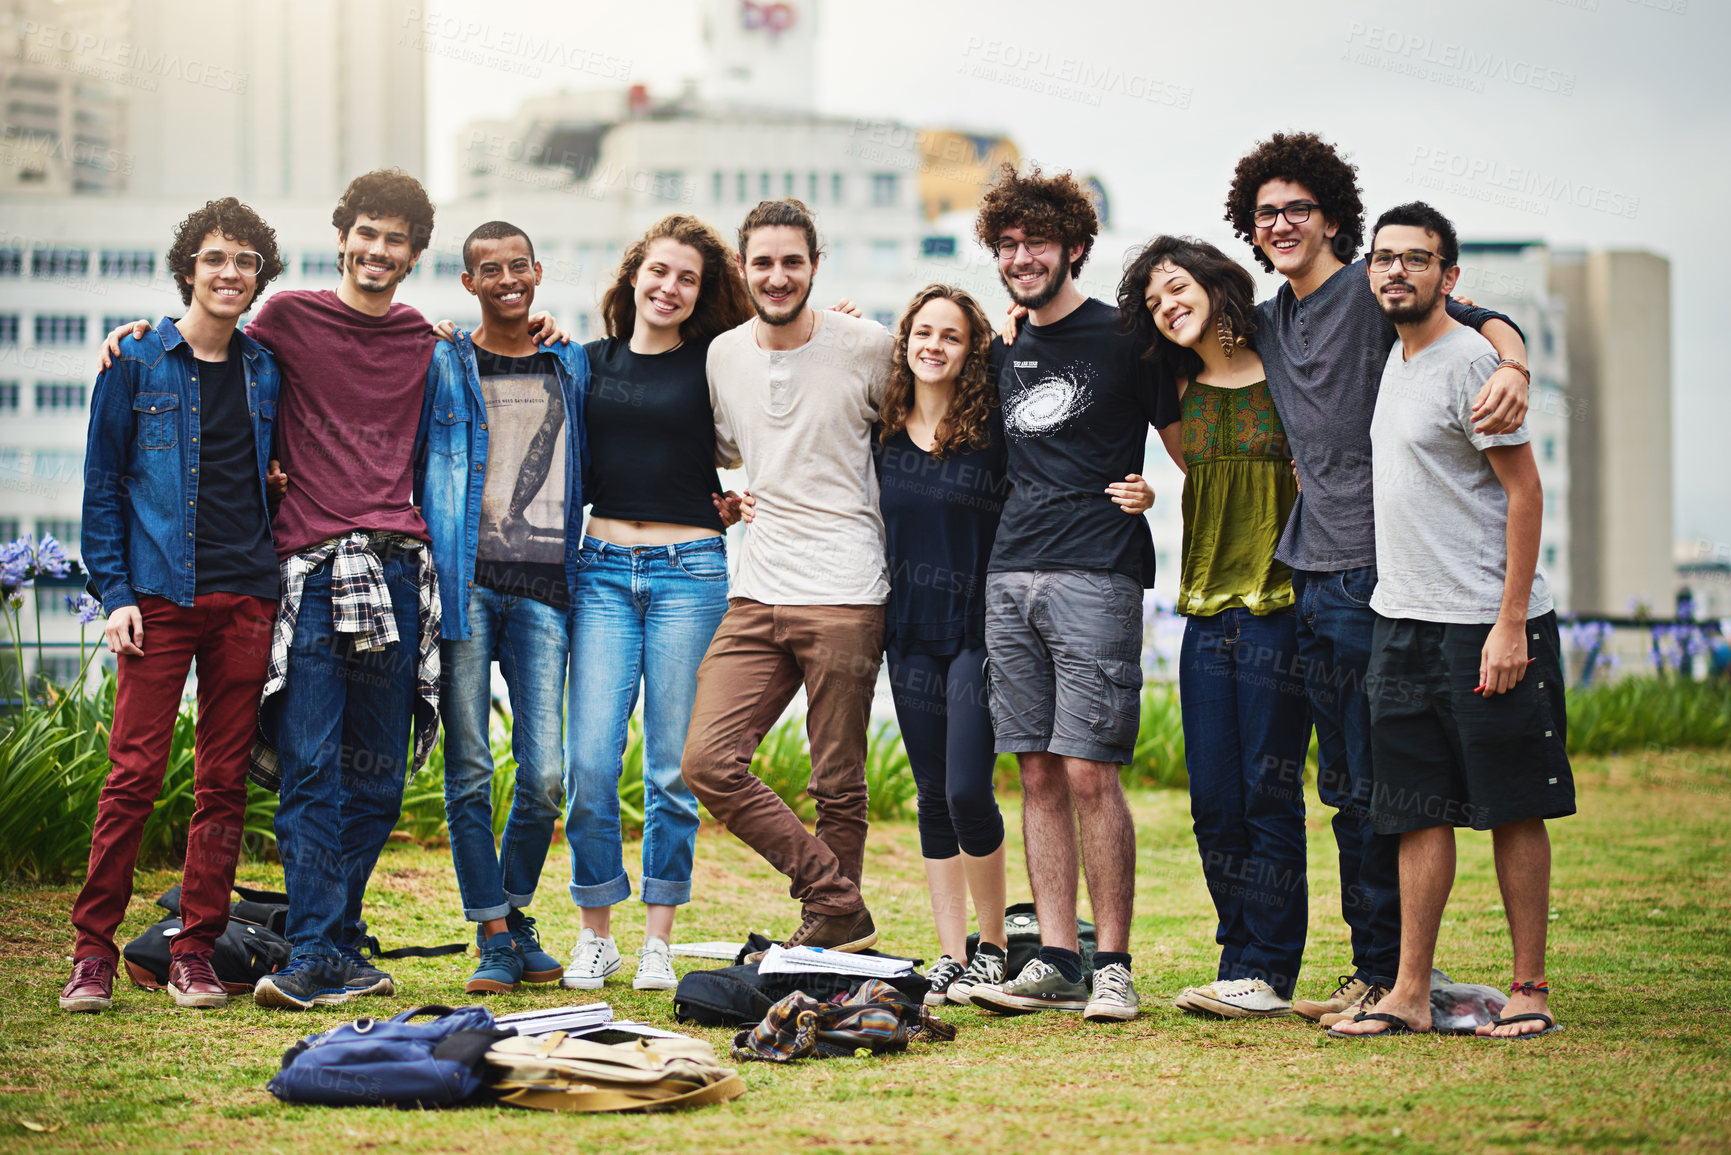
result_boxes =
[1,747,1727,1154]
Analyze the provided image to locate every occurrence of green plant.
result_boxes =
[1565,676,1731,755]
[863,720,916,820]
[749,713,815,820]
[1127,683,1188,789]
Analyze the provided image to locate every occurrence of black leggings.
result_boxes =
[885,644,1005,859]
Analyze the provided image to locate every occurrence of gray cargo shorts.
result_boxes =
[984,569,1145,766]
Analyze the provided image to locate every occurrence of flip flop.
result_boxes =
[1478,1012,1562,1039]
[1325,1011,1431,1039]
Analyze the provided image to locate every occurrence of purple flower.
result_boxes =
[30,535,70,580]
[0,538,28,594]
[66,593,101,625]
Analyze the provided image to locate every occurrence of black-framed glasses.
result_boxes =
[1367,248,1440,273]
[992,236,1051,260]
[1251,201,1318,229]
[195,248,263,276]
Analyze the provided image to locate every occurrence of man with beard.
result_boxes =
[106,169,446,1009]
[1330,202,1569,1039]
[680,199,894,955]
[965,164,1176,1023]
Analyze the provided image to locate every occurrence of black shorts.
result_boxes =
[1366,611,1575,835]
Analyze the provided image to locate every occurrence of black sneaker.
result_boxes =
[947,946,1007,1006]
[254,955,350,1010]
[923,956,965,1007]
[336,940,396,997]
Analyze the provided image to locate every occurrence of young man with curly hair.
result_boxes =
[965,164,1177,1023]
[65,198,284,1013]
[101,169,449,1009]
[1221,133,1531,1024]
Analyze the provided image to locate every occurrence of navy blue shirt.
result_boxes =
[1255,258,1520,573]
[874,419,1009,656]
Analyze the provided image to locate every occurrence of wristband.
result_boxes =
[1496,358,1531,383]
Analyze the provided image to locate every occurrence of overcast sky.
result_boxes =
[426,0,1726,549]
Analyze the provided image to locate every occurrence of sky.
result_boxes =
[424,0,1727,550]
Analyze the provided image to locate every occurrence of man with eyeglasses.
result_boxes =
[1331,201,1570,1039]
[65,198,285,1013]
[1222,133,1530,1026]
[964,163,1176,1024]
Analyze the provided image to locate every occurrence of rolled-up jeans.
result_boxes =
[442,585,568,923]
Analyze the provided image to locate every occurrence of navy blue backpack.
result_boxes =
[268,1005,512,1107]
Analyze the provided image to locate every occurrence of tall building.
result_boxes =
[1550,249,1673,617]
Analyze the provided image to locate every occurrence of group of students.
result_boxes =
[59,130,1571,1041]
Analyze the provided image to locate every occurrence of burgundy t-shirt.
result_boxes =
[247,289,436,557]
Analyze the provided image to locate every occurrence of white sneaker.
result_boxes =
[633,936,677,991]
[1174,979,1219,1012]
[1183,977,1293,1019]
[559,928,622,990]
[1084,962,1140,1022]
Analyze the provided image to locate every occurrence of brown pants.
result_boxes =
[681,599,884,915]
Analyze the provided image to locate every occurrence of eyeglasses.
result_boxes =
[992,236,1051,260]
[1367,248,1442,273]
[194,248,264,276]
[1251,201,1318,229]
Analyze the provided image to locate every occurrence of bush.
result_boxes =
[1566,676,1731,756]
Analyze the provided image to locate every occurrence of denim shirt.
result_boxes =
[419,332,589,640]
[82,317,280,615]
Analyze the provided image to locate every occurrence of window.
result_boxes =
[35,383,87,412]
[872,311,895,328]
[433,254,465,279]
[783,171,795,197]
[1542,437,1556,463]
[35,518,80,548]
[0,315,17,344]
[1543,544,1558,568]
[870,173,899,207]
[869,240,899,274]
[759,172,771,198]
[831,173,845,205]
[0,382,17,412]
[100,250,154,278]
[0,519,18,542]
[101,314,144,335]
[35,315,87,345]
[712,170,724,202]
[33,450,83,482]
[808,172,819,202]
[38,654,82,687]
[736,171,748,202]
[651,171,685,201]
[32,248,89,278]
[301,252,340,278]
[921,236,956,258]
[0,249,20,277]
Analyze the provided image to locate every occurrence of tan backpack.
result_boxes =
[485,1032,747,1113]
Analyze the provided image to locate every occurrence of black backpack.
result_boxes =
[673,934,929,1027]
[965,901,1096,977]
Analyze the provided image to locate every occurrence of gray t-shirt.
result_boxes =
[1369,325,1552,624]
[707,311,894,605]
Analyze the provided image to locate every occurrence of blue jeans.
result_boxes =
[273,554,418,961]
[441,587,568,923]
[1292,566,1401,987]
[565,537,729,907]
[1179,608,1311,998]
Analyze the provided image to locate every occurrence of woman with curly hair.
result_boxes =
[1120,236,1310,1022]
[561,214,753,992]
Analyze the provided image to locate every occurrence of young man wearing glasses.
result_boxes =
[1330,202,1570,1039]
[1222,134,1530,1024]
[964,164,1176,1023]
[65,198,285,1013]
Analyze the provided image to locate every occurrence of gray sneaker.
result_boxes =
[969,958,1089,1015]
[1084,962,1140,1022]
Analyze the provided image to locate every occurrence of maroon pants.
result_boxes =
[71,593,275,962]
[681,600,884,916]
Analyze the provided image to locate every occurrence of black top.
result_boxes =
[472,347,569,612]
[874,419,1009,656]
[986,297,1179,587]
[192,341,277,599]
[1254,259,1521,573]
[582,336,725,533]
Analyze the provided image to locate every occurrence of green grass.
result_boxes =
[1,747,1727,1152]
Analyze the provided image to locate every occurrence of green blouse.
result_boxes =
[1178,379,1299,617]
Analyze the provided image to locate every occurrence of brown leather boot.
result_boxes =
[168,952,229,1008]
[747,907,879,962]
[60,955,116,1013]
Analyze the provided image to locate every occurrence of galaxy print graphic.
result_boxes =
[1000,361,1093,439]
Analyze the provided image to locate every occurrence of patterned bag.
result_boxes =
[731,978,956,1063]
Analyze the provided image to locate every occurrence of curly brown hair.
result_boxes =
[880,284,996,459]
[167,196,284,310]
[1225,132,1364,272]
[601,215,753,345]
[973,162,1098,275]
[331,168,436,253]
[1118,236,1258,385]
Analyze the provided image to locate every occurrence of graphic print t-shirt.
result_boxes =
[987,297,1178,587]
[473,347,568,611]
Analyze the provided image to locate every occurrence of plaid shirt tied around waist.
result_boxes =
[249,530,442,792]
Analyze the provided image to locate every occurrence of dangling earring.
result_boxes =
[1217,312,1248,359]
